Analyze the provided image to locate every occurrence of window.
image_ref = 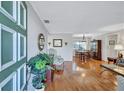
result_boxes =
[17,63,26,90]
[0,1,16,22]
[18,1,26,29]
[91,42,97,52]
[0,24,17,71]
[74,41,87,51]
[0,72,16,91]
[18,33,26,61]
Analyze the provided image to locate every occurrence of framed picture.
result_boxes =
[53,39,62,47]
[109,40,115,45]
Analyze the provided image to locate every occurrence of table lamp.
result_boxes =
[114,44,124,58]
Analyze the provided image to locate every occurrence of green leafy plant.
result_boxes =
[27,53,54,89]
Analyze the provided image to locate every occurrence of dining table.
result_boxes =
[75,50,91,62]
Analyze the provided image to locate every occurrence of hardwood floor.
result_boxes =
[45,57,117,91]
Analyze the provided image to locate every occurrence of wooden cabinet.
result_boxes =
[91,40,102,60]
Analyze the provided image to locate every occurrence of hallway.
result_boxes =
[0,1,124,92]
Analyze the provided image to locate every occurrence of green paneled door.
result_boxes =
[1,79,13,91]
[1,29,13,65]
[1,1,13,16]
[0,1,27,91]
[20,67,24,89]
[20,36,24,57]
[20,4,24,26]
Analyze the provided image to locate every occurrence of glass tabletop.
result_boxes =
[101,64,124,76]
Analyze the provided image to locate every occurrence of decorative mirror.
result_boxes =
[38,33,45,51]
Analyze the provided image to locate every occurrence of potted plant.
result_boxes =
[27,53,54,89]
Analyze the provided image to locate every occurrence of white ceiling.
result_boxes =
[30,1,124,35]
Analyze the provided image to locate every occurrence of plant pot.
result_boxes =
[35,85,45,91]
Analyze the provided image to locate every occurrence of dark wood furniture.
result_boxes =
[107,57,117,64]
[80,52,86,62]
[75,51,91,62]
[91,40,102,60]
[75,51,81,58]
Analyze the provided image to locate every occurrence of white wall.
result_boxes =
[48,34,73,61]
[118,31,124,56]
[107,34,118,57]
[94,30,124,61]
[48,34,92,61]
[94,35,108,61]
[27,3,48,60]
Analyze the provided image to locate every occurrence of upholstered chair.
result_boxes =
[48,48,64,70]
